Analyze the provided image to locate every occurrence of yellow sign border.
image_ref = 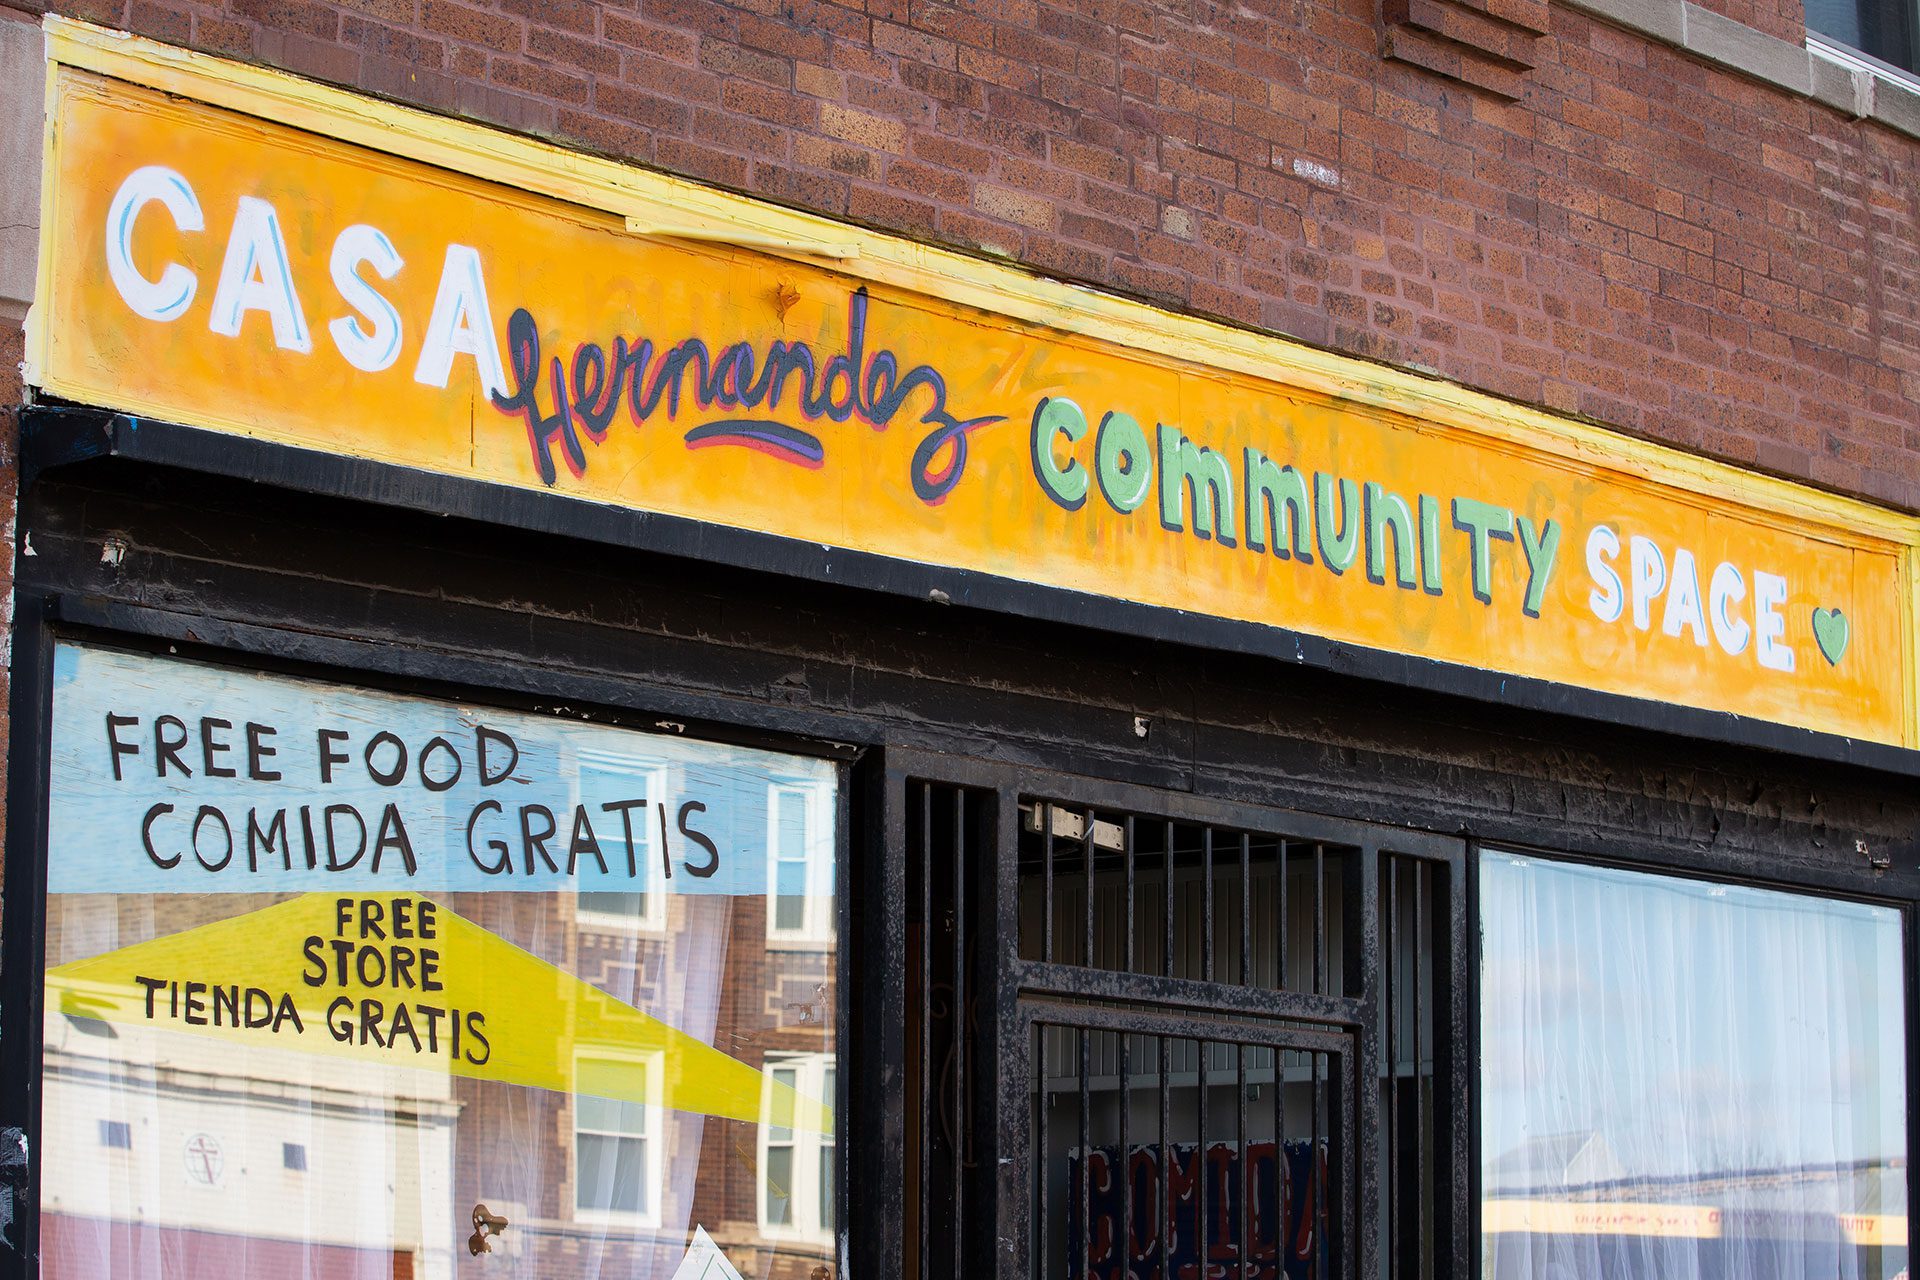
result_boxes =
[28,16,1920,750]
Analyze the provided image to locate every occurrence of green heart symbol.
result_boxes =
[1812,607,1849,666]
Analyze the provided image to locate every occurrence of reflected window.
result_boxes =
[759,1052,836,1240]
[573,1053,664,1226]
[1480,850,1908,1280]
[38,642,842,1280]
[767,784,833,946]
[573,755,668,932]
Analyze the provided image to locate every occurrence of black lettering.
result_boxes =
[464,1011,490,1065]
[323,804,367,872]
[245,722,281,781]
[477,726,519,786]
[244,987,275,1029]
[657,803,673,881]
[418,1004,444,1053]
[419,736,462,792]
[326,996,354,1042]
[600,798,648,877]
[317,729,350,784]
[359,999,387,1047]
[417,900,438,940]
[358,897,386,940]
[371,804,418,875]
[200,718,236,778]
[419,949,442,993]
[519,804,560,875]
[136,974,166,1018]
[568,806,607,875]
[678,800,720,878]
[301,936,327,987]
[183,981,207,1026]
[141,802,180,869]
[388,1001,423,1053]
[273,993,303,1034]
[364,731,407,787]
[155,715,192,778]
[466,800,510,874]
[191,805,233,872]
[247,808,290,873]
[105,713,140,782]
[329,938,354,985]
[212,984,239,1026]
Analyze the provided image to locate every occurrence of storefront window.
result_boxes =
[39,642,839,1280]
[1480,850,1907,1280]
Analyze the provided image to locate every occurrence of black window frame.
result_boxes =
[0,602,861,1280]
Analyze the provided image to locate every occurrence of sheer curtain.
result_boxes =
[1480,851,1907,1280]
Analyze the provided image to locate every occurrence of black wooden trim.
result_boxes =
[42,596,866,765]
[24,406,1920,781]
[1014,959,1366,1027]
[852,756,905,1280]
[0,592,56,1280]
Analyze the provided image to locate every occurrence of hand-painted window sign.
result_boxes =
[50,644,837,895]
[32,62,1917,748]
[47,642,837,1130]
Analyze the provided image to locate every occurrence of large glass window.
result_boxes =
[1808,0,1919,76]
[1480,850,1907,1280]
[39,642,840,1280]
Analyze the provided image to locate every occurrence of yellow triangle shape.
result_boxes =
[48,893,832,1134]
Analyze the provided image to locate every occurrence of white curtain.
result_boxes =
[1479,850,1907,1280]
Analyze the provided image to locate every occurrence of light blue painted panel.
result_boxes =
[48,643,838,894]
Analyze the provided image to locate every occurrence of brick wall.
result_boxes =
[5,0,1918,511]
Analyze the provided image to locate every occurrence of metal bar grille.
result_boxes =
[1028,1012,1352,1280]
[1378,850,1442,1279]
[906,780,993,1280]
[898,756,1461,1280]
[1017,802,1351,1001]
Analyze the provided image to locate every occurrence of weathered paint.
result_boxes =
[27,32,1920,749]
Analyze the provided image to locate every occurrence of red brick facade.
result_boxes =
[2,0,1913,511]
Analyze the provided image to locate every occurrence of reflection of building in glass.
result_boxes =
[43,874,840,1280]
[41,1014,458,1280]
[767,785,833,947]
[759,1053,836,1244]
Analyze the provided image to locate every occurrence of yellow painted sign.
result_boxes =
[31,53,1918,747]
[48,892,834,1133]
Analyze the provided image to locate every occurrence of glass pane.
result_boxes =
[764,1147,794,1225]
[819,1142,835,1231]
[770,1068,798,1140]
[576,1133,650,1215]
[1807,0,1916,71]
[39,642,841,1279]
[775,894,807,931]
[1480,851,1907,1280]
[777,790,808,856]
[777,860,810,899]
[578,890,650,919]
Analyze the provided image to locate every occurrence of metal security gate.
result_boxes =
[1011,799,1365,1280]
[1020,1000,1355,1280]
[878,751,1467,1280]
